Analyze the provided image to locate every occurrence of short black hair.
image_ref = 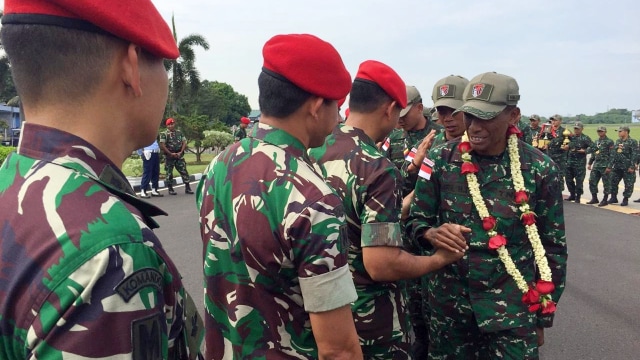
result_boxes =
[348,79,393,114]
[1,24,160,107]
[258,71,313,118]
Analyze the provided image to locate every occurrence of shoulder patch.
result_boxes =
[132,313,163,360]
[115,268,163,302]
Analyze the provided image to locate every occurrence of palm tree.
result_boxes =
[164,15,210,113]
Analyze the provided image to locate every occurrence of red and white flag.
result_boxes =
[381,137,390,151]
[405,147,417,163]
[418,157,435,180]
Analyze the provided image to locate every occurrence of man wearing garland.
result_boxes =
[407,72,567,359]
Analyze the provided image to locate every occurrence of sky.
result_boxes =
[5,0,640,118]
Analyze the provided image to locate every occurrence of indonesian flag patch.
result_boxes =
[418,157,435,180]
[405,147,417,163]
[381,137,390,151]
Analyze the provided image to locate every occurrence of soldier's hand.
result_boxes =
[537,327,545,347]
[628,167,635,174]
[605,168,611,174]
[425,223,470,253]
[587,165,592,171]
[416,130,437,161]
[433,247,464,267]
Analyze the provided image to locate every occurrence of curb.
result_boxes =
[128,173,203,192]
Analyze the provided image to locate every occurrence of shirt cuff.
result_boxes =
[361,222,402,247]
[300,265,357,313]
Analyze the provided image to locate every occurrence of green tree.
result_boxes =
[164,15,210,114]
[202,130,234,155]
[208,81,251,126]
[179,113,210,163]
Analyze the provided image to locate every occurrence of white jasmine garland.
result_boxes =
[460,132,553,296]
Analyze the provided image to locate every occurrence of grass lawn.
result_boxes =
[572,123,640,140]
[122,151,218,178]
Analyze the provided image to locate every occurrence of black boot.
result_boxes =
[574,195,581,203]
[598,194,608,207]
[586,195,599,204]
[566,193,575,201]
[633,198,640,203]
[168,183,177,195]
[185,182,194,194]
[621,197,629,206]
[608,195,618,204]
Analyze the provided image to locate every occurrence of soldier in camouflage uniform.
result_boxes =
[605,126,639,206]
[196,34,362,360]
[0,1,204,358]
[522,114,542,146]
[587,126,615,206]
[565,121,593,203]
[545,115,569,188]
[234,116,250,141]
[310,60,462,360]
[430,75,470,149]
[407,72,567,359]
[160,118,194,195]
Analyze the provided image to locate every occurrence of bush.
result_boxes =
[123,155,143,177]
[0,146,16,164]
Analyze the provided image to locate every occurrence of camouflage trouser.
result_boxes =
[353,286,410,360]
[550,156,566,188]
[406,277,429,359]
[565,161,587,196]
[428,313,538,360]
[608,169,637,199]
[165,157,190,184]
[588,167,610,196]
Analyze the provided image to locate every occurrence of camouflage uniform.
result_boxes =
[383,122,443,358]
[233,126,247,142]
[430,132,449,150]
[196,123,356,359]
[406,139,567,360]
[546,126,568,185]
[565,134,593,198]
[0,123,203,359]
[310,124,410,359]
[607,137,639,200]
[521,126,541,146]
[587,135,614,199]
[160,128,190,185]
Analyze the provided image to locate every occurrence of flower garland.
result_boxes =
[459,126,556,314]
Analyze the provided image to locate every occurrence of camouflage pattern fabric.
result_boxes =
[196,123,356,359]
[160,129,190,183]
[233,126,247,142]
[309,124,410,359]
[587,136,614,196]
[521,126,541,146]
[546,126,568,185]
[406,139,567,358]
[382,123,442,358]
[565,134,593,196]
[0,123,203,359]
[607,137,639,198]
[430,132,448,150]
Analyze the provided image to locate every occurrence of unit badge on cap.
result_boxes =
[439,85,449,96]
[472,83,485,98]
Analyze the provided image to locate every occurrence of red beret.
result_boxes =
[262,34,351,101]
[166,118,175,125]
[240,116,251,125]
[2,0,179,59]
[337,96,347,109]
[355,60,407,108]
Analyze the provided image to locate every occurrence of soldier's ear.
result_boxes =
[509,107,521,126]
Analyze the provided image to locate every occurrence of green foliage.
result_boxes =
[563,109,632,125]
[203,130,234,150]
[123,156,143,177]
[196,81,251,126]
[0,146,15,163]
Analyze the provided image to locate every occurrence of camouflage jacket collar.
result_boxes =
[17,123,166,226]
[251,122,309,159]
[448,139,531,185]
[337,124,377,149]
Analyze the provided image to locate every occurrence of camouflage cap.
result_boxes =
[550,114,563,121]
[457,72,519,120]
[530,114,541,121]
[597,126,607,132]
[399,86,422,117]
[618,125,630,132]
[423,106,433,117]
[574,121,584,129]
[432,75,469,111]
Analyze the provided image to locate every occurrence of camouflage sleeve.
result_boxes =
[159,131,167,143]
[27,242,198,359]
[290,194,357,312]
[533,159,568,328]
[359,161,403,248]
